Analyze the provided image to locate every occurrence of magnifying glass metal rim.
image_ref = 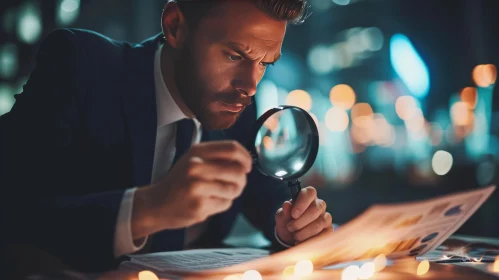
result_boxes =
[248,105,319,180]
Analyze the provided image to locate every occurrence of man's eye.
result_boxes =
[260,62,275,68]
[228,55,242,61]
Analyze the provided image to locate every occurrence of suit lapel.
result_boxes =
[123,34,164,186]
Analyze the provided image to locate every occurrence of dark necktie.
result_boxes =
[150,118,195,252]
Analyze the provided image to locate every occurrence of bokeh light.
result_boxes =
[294,260,314,277]
[308,45,335,74]
[17,3,42,44]
[0,43,19,79]
[287,89,312,111]
[430,123,443,146]
[224,274,244,280]
[57,0,81,26]
[363,27,384,51]
[416,260,430,276]
[138,270,158,280]
[263,136,274,151]
[395,95,418,121]
[491,256,499,273]
[390,34,430,98]
[282,265,295,277]
[330,84,356,110]
[0,84,15,115]
[342,265,360,280]
[460,87,478,109]
[450,101,473,126]
[473,64,497,87]
[241,270,262,280]
[351,103,373,127]
[374,254,387,271]
[432,150,453,175]
[358,262,375,279]
[404,108,425,133]
[326,107,350,132]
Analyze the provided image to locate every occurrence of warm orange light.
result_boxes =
[473,64,497,87]
[351,125,371,145]
[263,115,279,132]
[372,114,395,147]
[325,107,349,132]
[330,84,356,110]
[491,256,499,273]
[460,87,478,109]
[263,136,274,151]
[374,254,387,272]
[295,260,314,277]
[342,265,360,280]
[241,270,262,280]
[351,103,373,127]
[287,89,312,111]
[282,266,295,277]
[138,271,159,280]
[405,108,425,132]
[395,96,418,121]
[358,262,375,279]
[417,260,430,276]
[451,101,472,126]
[223,274,244,280]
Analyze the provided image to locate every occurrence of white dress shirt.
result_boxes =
[113,43,291,258]
[114,43,203,257]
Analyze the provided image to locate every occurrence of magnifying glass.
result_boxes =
[247,105,319,201]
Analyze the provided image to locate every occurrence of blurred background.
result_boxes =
[1,0,498,246]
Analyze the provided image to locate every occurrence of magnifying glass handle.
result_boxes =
[288,180,302,202]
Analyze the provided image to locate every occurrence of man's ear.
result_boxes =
[161,2,189,49]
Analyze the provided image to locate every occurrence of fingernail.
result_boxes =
[292,209,302,219]
[287,224,295,232]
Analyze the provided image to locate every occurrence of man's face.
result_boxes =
[173,1,287,130]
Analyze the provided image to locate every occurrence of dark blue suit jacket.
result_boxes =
[0,29,289,272]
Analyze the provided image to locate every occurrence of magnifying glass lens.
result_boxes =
[254,107,315,180]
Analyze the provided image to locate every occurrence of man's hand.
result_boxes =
[131,140,252,240]
[275,186,333,246]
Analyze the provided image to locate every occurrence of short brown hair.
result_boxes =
[169,0,310,28]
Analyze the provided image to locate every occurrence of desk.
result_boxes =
[13,235,499,280]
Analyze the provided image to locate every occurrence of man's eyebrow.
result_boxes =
[225,41,282,63]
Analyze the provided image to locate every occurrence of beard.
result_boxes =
[173,41,252,130]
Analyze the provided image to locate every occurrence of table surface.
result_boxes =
[11,235,499,280]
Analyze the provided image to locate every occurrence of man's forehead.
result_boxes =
[198,1,287,52]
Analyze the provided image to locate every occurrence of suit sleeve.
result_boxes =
[0,29,125,272]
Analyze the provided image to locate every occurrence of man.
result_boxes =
[0,0,333,272]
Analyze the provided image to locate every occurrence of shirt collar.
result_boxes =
[154,43,194,128]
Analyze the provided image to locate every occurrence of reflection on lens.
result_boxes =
[275,170,288,177]
[293,161,304,171]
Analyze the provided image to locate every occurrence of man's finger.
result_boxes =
[287,199,325,232]
[188,159,247,189]
[291,186,317,219]
[190,141,252,173]
[293,212,332,242]
[190,180,242,200]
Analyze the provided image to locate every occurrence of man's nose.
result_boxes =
[234,64,261,97]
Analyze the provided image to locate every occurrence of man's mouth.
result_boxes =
[215,101,245,113]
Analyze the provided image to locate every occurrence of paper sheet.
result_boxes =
[129,248,269,273]
[127,186,495,276]
[214,186,495,275]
